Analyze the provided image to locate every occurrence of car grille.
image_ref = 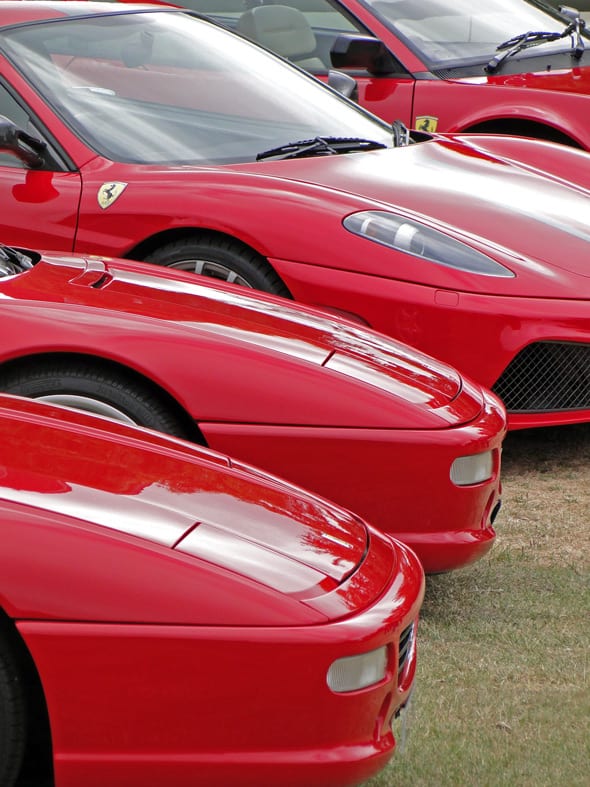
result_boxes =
[398,622,415,679]
[492,341,590,412]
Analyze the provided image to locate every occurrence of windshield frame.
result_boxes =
[0,6,393,166]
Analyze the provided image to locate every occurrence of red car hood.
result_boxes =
[5,254,486,427]
[0,395,369,598]
[483,65,590,96]
[247,136,590,296]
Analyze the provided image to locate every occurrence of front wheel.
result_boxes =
[0,362,190,438]
[145,234,290,296]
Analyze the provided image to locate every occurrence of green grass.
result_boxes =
[364,424,590,787]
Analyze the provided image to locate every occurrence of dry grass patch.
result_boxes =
[364,423,590,787]
[499,424,590,568]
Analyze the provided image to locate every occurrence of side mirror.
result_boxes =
[328,69,359,102]
[0,115,46,168]
[330,34,401,76]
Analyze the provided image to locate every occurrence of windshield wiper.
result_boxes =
[560,5,586,59]
[485,11,586,73]
[486,30,562,72]
[256,136,387,162]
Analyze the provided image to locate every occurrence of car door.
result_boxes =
[0,77,82,251]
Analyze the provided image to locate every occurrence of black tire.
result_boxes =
[0,362,190,438]
[145,234,290,296]
[0,634,26,787]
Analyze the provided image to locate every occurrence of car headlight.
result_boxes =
[450,450,494,486]
[343,211,515,277]
[327,646,388,692]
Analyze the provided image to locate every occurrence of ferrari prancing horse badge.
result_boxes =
[97,182,128,209]
[415,116,438,133]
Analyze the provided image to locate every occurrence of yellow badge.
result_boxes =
[415,116,439,133]
[97,182,128,210]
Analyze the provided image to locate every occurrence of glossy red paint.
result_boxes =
[0,394,424,787]
[0,3,587,430]
[0,249,505,572]
[171,0,590,147]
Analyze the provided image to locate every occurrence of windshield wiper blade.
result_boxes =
[485,30,562,73]
[486,12,587,73]
[256,136,386,162]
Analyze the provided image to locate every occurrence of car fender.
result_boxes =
[0,300,462,428]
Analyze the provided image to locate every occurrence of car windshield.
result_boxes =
[0,9,392,165]
[364,0,589,65]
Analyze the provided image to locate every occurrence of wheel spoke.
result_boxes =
[36,394,138,425]
[168,258,252,287]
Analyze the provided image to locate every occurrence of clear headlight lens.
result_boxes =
[450,450,494,486]
[327,646,388,693]
[343,211,515,277]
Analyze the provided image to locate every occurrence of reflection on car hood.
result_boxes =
[0,394,368,597]
[483,66,590,96]
[249,136,590,295]
[3,253,486,427]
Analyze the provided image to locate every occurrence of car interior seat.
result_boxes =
[237,5,325,72]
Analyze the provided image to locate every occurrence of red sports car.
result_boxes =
[0,243,505,573]
[175,0,590,147]
[0,393,424,787]
[0,2,588,430]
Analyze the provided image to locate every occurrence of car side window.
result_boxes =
[0,82,34,167]
[0,81,65,170]
[185,0,371,73]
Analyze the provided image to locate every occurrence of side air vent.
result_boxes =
[398,622,415,679]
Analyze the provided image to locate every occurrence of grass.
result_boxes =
[364,423,590,787]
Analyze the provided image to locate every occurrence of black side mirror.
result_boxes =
[330,34,401,76]
[328,69,359,102]
[0,115,46,168]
